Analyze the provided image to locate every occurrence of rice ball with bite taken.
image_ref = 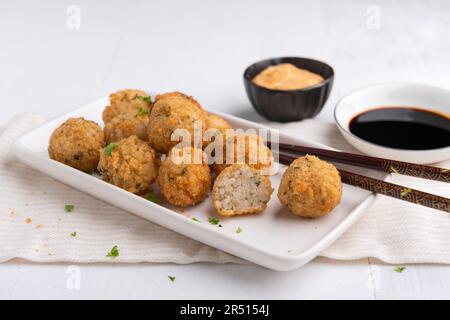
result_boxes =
[102,89,152,123]
[97,135,158,195]
[147,92,208,153]
[212,164,272,217]
[157,147,211,207]
[277,155,342,219]
[48,117,104,172]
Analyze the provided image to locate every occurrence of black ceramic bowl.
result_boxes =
[243,57,334,122]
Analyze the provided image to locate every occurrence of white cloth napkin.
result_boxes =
[1,114,449,265]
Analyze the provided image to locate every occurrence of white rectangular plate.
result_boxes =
[13,97,382,271]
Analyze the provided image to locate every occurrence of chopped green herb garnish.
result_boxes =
[400,188,412,197]
[236,226,242,234]
[168,275,176,282]
[64,204,75,212]
[70,232,77,237]
[135,107,149,117]
[394,266,406,273]
[145,192,161,204]
[105,143,119,156]
[191,217,200,222]
[208,217,220,225]
[133,95,152,104]
[106,245,119,258]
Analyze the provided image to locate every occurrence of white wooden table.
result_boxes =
[1,0,450,299]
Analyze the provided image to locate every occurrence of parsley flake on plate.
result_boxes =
[394,266,406,273]
[191,217,200,222]
[104,143,119,156]
[208,217,220,225]
[145,191,161,204]
[168,275,176,282]
[106,245,119,258]
[70,232,77,237]
[236,226,242,234]
[64,204,75,212]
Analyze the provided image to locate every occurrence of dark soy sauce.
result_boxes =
[349,107,450,150]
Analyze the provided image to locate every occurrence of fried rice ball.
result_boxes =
[102,89,152,123]
[103,111,149,143]
[147,92,208,153]
[157,147,211,207]
[204,114,232,141]
[211,133,273,176]
[212,164,272,217]
[97,135,158,195]
[48,117,104,172]
[277,155,342,218]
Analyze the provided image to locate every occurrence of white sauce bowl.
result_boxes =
[334,82,450,164]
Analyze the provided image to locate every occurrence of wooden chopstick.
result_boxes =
[267,142,450,183]
[277,153,450,213]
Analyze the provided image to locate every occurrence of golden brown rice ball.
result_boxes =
[147,92,208,153]
[204,114,232,141]
[211,133,273,176]
[212,164,272,217]
[48,117,104,172]
[103,111,149,143]
[97,135,158,195]
[277,155,342,218]
[102,89,152,123]
[157,147,211,207]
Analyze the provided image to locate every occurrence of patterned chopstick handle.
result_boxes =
[272,142,450,183]
[339,170,450,213]
[383,160,450,183]
[277,153,450,213]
